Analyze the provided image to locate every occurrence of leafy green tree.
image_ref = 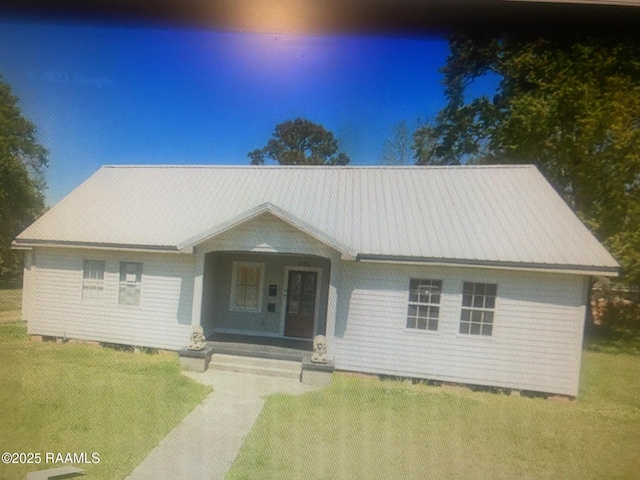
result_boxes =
[249,118,350,166]
[0,75,48,277]
[416,35,640,287]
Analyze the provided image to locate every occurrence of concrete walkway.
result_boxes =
[126,370,321,480]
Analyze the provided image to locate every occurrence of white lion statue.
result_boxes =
[188,325,207,351]
[311,335,328,364]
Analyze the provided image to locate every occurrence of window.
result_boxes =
[460,282,497,336]
[82,260,105,301]
[230,262,264,312]
[406,279,442,331]
[119,262,142,306]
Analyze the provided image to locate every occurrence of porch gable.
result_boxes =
[179,202,356,259]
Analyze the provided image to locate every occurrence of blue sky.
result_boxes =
[0,18,493,206]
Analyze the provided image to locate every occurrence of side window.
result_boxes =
[460,282,497,336]
[82,260,105,301]
[119,262,142,306]
[230,262,265,312]
[406,279,442,331]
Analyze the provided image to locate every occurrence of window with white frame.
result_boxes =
[82,260,105,301]
[460,282,497,336]
[118,262,142,306]
[230,262,264,312]
[406,279,442,331]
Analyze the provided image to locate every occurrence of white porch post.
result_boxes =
[325,252,341,359]
[190,250,206,327]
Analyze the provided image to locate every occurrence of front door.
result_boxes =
[284,270,318,338]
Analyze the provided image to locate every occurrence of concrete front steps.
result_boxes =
[209,353,302,380]
[178,341,335,386]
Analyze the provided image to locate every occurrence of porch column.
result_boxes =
[325,253,341,358]
[190,250,206,327]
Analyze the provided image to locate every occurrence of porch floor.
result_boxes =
[209,340,310,362]
[208,331,312,358]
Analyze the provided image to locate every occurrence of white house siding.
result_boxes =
[333,262,589,396]
[24,247,196,350]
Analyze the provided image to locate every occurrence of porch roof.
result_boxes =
[14,165,619,274]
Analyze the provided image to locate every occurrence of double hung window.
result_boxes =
[230,262,264,312]
[460,282,497,336]
[82,260,105,301]
[119,262,142,306]
[406,279,442,331]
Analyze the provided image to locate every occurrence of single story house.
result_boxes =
[14,165,619,396]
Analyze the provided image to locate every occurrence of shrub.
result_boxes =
[600,299,640,332]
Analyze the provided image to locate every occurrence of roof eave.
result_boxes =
[12,239,180,253]
[356,254,620,277]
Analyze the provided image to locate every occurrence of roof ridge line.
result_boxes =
[102,164,537,170]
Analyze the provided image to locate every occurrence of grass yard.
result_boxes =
[229,348,640,479]
[0,316,211,479]
[0,280,21,323]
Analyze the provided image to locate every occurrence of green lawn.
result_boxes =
[0,318,211,480]
[229,348,640,479]
[0,282,21,322]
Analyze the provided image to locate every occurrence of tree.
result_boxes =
[412,121,440,166]
[0,75,48,277]
[248,118,350,166]
[416,34,640,287]
[380,120,411,165]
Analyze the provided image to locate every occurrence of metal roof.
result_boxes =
[14,165,619,274]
